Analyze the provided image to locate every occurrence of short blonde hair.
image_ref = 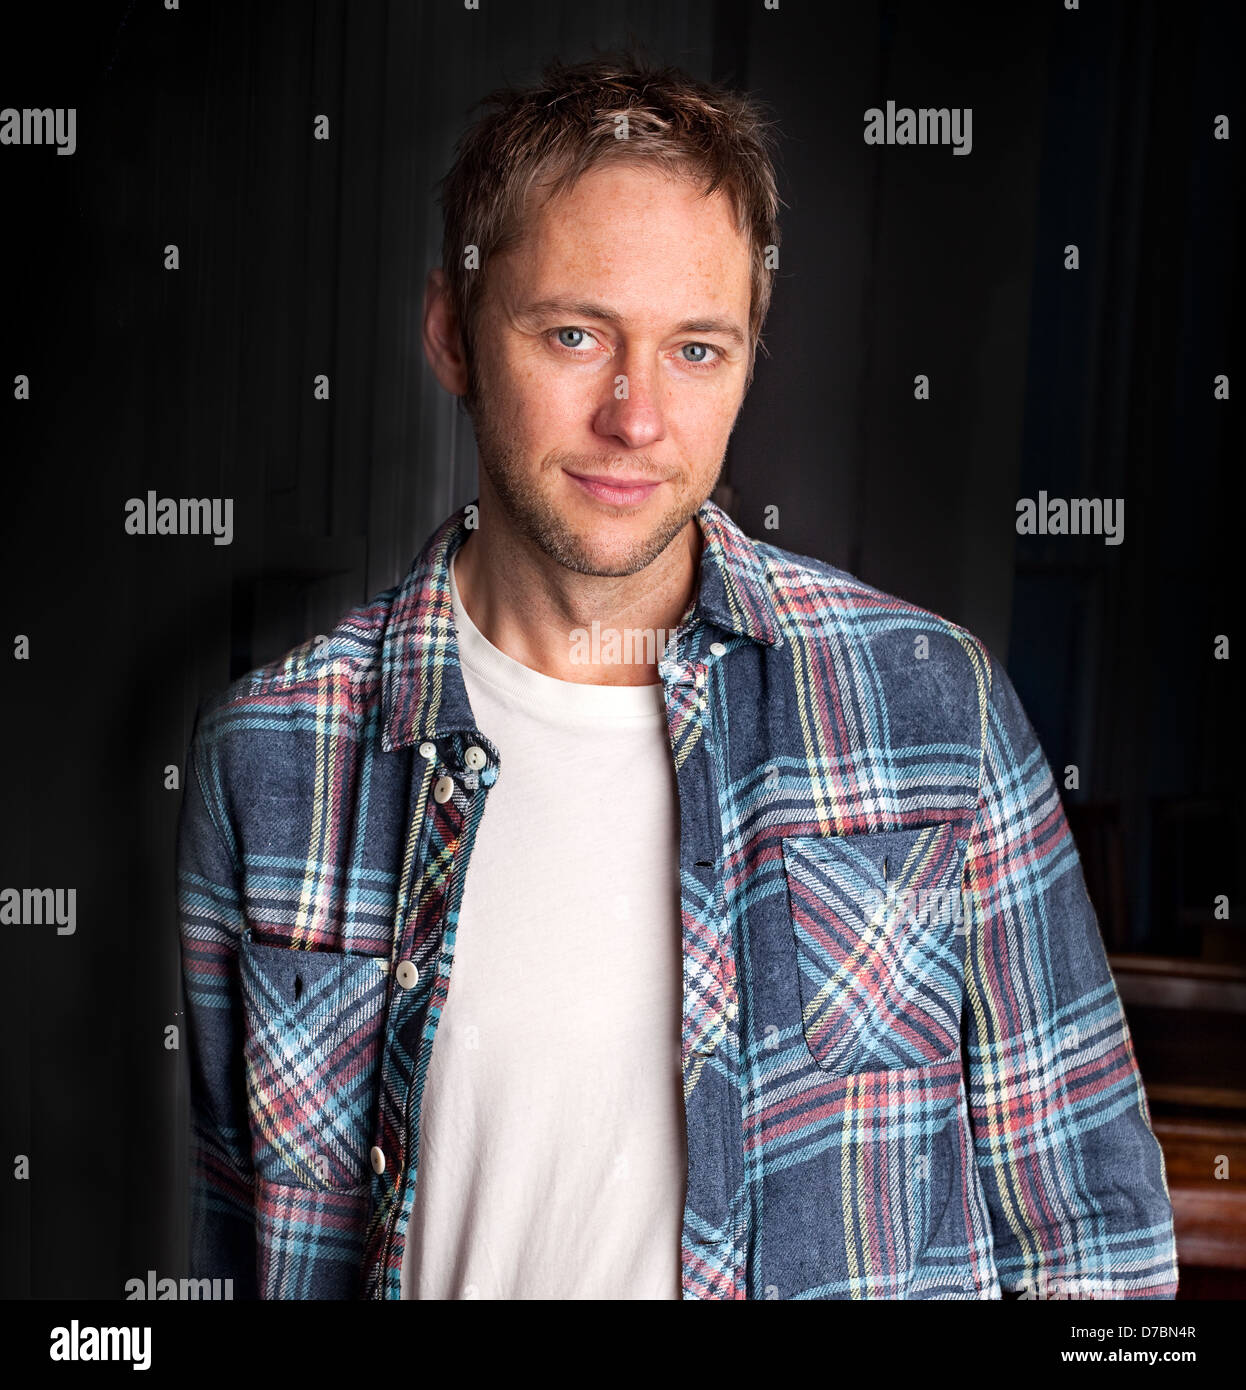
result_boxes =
[437,52,784,405]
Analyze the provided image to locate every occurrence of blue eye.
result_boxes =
[557,328,588,348]
[681,343,716,364]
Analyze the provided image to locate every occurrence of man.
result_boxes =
[177,54,1178,1300]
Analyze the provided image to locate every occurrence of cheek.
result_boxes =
[521,369,600,443]
[493,342,579,421]
[673,394,736,463]
[476,351,539,444]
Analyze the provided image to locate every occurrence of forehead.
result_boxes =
[497,161,751,312]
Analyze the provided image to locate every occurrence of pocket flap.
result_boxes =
[238,930,389,1189]
[781,822,966,1075]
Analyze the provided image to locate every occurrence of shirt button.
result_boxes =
[418,741,436,759]
[464,745,487,771]
[725,1000,738,1021]
[710,641,727,657]
[433,775,455,803]
[370,1146,386,1175]
[395,960,419,990]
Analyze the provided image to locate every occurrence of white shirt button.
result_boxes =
[433,775,455,803]
[418,741,436,759]
[710,641,727,657]
[725,999,738,1021]
[464,745,487,771]
[395,960,419,990]
[694,669,704,687]
[370,1145,386,1175]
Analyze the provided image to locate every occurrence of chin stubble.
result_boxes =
[476,430,709,579]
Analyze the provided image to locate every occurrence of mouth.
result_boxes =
[565,471,664,507]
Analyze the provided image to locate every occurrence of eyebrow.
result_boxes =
[514,298,748,347]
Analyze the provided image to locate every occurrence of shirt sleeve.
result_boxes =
[176,701,259,1298]
[960,648,1179,1299]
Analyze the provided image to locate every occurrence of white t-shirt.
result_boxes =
[399,553,686,1299]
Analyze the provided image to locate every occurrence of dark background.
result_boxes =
[1,0,1241,1298]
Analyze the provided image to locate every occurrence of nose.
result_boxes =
[591,354,668,452]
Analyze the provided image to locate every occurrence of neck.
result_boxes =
[451,496,701,687]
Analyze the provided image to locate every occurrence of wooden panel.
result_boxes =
[1169,1187,1246,1270]
[1152,1116,1246,1184]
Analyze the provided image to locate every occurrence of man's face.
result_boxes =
[467,161,754,577]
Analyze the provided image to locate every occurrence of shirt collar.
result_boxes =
[380,496,781,751]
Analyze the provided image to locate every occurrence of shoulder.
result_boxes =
[755,535,996,690]
[752,533,1013,796]
[190,580,403,753]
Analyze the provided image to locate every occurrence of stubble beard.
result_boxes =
[471,396,721,579]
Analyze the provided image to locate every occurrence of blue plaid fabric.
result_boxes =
[176,498,1178,1299]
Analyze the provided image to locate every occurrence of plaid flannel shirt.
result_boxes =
[176,498,1178,1300]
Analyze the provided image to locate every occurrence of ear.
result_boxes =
[422,267,470,397]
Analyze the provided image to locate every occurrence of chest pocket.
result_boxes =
[238,929,389,1190]
[781,822,968,1077]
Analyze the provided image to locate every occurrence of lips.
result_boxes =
[566,472,663,507]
